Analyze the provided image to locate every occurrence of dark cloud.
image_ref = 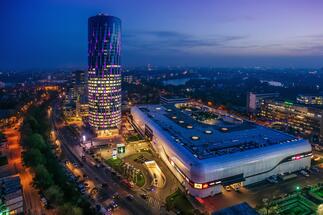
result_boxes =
[123,30,247,54]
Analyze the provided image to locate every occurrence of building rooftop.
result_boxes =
[160,95,188,100]
[137,102,297,159]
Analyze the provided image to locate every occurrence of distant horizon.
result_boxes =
[2,64,323,73]
[2,0,323,70]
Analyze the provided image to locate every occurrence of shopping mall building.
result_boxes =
[130,102,312,197]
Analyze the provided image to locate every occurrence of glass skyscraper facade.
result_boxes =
[88,14,122,133]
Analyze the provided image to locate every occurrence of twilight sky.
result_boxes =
[1,0,323,70]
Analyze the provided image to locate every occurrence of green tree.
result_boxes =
[34,164,53,188]
[44,185,64,205]
[27,133,47,151]
[26,115,40,132]
[23,148,45,167]
[59,203,83,215]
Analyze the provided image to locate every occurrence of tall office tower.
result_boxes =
[88,14,122,135]
[71,70,87,117]
[71,70,87,102]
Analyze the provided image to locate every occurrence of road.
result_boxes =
[2,120,50,215]
[51,102,155,215]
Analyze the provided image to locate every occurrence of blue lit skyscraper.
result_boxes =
[88,14,122,135]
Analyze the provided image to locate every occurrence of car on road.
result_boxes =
[126,194,134,201]
[90,187,98,196]
[230,184,240,192]
[111,201,118,209]
[224,186,231,192]
[300,170,309,177]
[112,192,120,199]
[106,206,113,213]
[266,175,278,184]
[121,179,134,189]
[40,197,48,208]
[144,186,155,192]
[80,187,86,194]
[140,194,148,200]
[311,166,320,173]
[78,184,86,193]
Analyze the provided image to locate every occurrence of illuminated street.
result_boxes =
[2,120,50,215]
[51,102,155,215]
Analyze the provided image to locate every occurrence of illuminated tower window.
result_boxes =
[88,14,122,132]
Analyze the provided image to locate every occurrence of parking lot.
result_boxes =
[201,167,323,213]
[64,160,98,198]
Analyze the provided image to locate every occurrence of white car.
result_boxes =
[300,170,309,177]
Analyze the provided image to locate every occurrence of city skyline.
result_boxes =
[1,2,323,214]
[2,0,323,70]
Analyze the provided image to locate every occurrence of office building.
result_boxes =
[130,102,311,197]
[259,100,323,143]
[88,14,122,135]
[72,70,87,101]
[246,92,280,114]
[296,94,323,105]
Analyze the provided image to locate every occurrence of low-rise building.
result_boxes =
[160,95,189,105]
[296,94,323,105]
[0,110,16,129]
[0,175,24,214]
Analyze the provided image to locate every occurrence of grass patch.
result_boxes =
[135,173,145,187]
[106,157,147,188]
[126,134,143,142]
[0,156,8,166]
[166,189,195,215]
[106,157,123,169]
[312,189,323,198]
[139,148,151,153]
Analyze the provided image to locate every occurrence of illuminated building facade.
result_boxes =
[246,92,280,114]
[88,14,122,134]
[297,94,323,105]
[259,100,323,142]
[131,102,311,197]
